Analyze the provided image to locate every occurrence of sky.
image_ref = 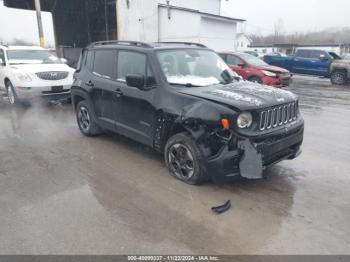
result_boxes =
[222,0,350,35]
[0,0,350,46]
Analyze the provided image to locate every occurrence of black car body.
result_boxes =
[71,41,304,185]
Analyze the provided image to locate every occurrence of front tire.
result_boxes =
[76,100,102,136]
[164,133,209,185]
[331,70,347,85]
[6,81,18,105]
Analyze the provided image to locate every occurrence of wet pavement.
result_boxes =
[0,76,349,254]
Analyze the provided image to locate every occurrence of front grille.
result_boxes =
[36,71,68,81]
[259,102,298,131]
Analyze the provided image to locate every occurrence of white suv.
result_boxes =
[0,45,75,105]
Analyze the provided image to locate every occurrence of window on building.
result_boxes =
[117,51,147,81]
[93,50,117,79]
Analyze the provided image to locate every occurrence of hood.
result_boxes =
[10,63,75,74]
[177,81,297,111]
[255,64,290,73]
[333,59,350,65]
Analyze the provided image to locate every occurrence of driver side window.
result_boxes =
[117,51,147,81]
[117,51,155,87]
[226,55,242,65]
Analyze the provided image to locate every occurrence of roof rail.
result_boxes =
[156,42,208,48]
[90,40,153,48]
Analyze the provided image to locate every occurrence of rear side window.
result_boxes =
[85,51,94,71]
[93,50,117,79]
[226,55,242,65]
[117,51,147,81]
[295,50,311,58]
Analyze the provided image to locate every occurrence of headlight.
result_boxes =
[237,112,253,129]
[16,72,32,82]
[262,70,277,77]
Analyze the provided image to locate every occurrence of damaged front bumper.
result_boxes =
[205,125,304,183]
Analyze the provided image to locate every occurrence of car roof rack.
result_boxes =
[90,40,153,48]
[156,42,208,48]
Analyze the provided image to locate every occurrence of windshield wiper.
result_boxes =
[169,83,201,88]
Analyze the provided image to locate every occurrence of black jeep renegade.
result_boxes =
[71,41,304,185]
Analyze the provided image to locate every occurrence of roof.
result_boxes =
[88,41,210,50]
[158,4,246,23]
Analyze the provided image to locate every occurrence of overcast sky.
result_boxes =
[222,0,350,35]
[1,0,350,47]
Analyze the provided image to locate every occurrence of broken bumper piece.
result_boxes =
[206,126,304,183]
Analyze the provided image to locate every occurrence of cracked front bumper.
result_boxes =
[205,125,304,183]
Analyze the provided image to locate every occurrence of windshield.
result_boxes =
[7,50,62,65]
[239,53,268,66]
[157,49,237,87]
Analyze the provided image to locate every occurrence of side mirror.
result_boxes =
[319,54,328,61]
[238,63,245,67]
[60,58,68,64]
[126,74,145,90]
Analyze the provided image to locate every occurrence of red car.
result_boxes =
[219,52,292,88]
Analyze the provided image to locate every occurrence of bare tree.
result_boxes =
[273,18,285,43]
[250,27,350,45]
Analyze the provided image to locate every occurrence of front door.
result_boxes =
[111,50,156,146]
[226,54,247,78]
[310,50,332,76]
[292,50,314,74]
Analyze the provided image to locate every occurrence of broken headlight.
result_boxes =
[237,112,253,129]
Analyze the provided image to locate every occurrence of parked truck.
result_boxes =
[264,49,350,85]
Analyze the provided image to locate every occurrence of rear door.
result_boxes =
[89,49,118,130]
[292,50,314,74]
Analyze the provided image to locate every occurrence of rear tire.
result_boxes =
[164,133,209,185]
[76,100,102,136]
[331,70,347,85]
[248,76,263,84]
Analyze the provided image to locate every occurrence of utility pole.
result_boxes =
[34,0,45,47]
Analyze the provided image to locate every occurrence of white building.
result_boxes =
[4,0,245,52]
[117,0,245,51]
[235,33,252,51]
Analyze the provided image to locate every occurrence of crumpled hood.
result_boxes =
[333,59,350,65]
[10,63,75,74]
[177,81,298,111]
[255,64,290,73]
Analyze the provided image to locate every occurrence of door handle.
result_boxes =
[114,88,123,97]
[85,80,94,87]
